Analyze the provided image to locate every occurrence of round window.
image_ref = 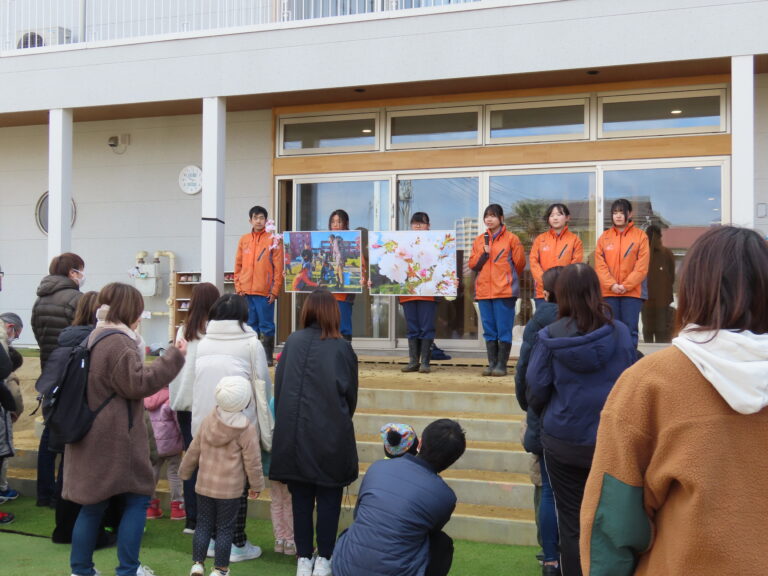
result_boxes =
[35,192,77,235]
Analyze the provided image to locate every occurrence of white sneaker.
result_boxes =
[230,541,262,563]
[136,567,156,576]
[71,570,101,576]
[206,539,216,558]
[190,562,205,576]
[209,570,229,576]
[296,557,314,576]
[312,556,332,576]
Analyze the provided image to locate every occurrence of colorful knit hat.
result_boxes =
[380,422,418,457]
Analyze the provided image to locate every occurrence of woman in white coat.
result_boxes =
[192,293,271,563]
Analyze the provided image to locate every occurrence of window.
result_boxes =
[603,164,724,344]
[387,107,481,149]
[599,89,726,138]
[489,170,596,329]
[279,113,378,155]
[395,176,480,341]
[487,98,588,143]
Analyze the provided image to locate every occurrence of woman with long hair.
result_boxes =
[270,288,358,576]
[64,283,186,576]
[581,227,768,576]
[526,263,635,576]
[468,203,526,376]
[169,282,221,534]
[192,293,270,563]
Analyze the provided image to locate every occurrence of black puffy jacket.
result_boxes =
[269,325,358,488]
[31,275,81,368]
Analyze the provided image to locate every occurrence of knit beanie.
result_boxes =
[216,376,252,413]
[380,422,418,457]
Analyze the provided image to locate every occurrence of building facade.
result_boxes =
[1,0,767,351]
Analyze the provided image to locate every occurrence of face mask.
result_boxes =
[73,270,86,288]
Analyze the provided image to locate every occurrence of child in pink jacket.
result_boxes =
[145,386,185,520]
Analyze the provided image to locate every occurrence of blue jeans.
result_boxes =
[604,296,643,348]
[71,493,149,576]
[477,298,517,343]
[402,300,437,340]
[337,300,353,337]
[37,426,62,504]
[539,456,560,563]
[246,294,275,338]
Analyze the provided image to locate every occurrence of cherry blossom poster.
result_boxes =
[369,230,458,296]
[283,230,363,293]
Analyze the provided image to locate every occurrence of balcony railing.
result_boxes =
[1,0,484,52]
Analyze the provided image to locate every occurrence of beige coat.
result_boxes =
[180,408,264,500]
[62,324,184,505]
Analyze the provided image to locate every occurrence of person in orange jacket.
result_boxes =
[329,209,359,341]
[468,204,526,377]
[594,198,650,348]
[399,212,438,374]
[234,205,284,365]
[529,203,583,304]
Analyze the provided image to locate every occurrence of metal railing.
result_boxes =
[1,0,481,52]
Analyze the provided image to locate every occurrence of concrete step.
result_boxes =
[357,435,531,474]
[357,387,524,416]
[354,408,523,443]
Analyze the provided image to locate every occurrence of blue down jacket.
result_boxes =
[332,454,456,576]
[526,318,635,448]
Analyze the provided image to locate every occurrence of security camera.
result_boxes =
[108,136,119,148]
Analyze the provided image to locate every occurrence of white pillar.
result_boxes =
[201,97,226,290]
[731,55,755,228]
[48,108,73,260]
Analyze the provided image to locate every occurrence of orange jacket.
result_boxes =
[594,222,650,299]
[234,229,284,298]
[468,226,526,300]
[529,227,584,299]
[399,296,435,304]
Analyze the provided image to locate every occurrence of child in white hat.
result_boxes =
[180,376,264,576]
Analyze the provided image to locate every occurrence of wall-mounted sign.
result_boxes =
[178,165,203,195]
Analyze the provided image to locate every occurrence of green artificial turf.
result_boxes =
[0,497,543,575]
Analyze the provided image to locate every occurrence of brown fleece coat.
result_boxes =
[581,346,768,575]
[62,326,184,505]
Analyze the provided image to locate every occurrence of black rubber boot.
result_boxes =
[419,338,433,373]
[260,335,275,367]
[493,341,511,377]
[482,340,498,376]
[542,564,561,576]
[401,339,420,373]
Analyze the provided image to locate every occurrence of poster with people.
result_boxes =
[369,230,458,296]
[283,230,363,293]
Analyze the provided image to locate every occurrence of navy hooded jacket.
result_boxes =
[332,454,456,576]
[526,318,635,449]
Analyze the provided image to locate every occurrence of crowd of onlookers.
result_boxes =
[1,201,767,576]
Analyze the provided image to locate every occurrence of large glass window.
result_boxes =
[395,176,480,342]
[294,179,391,338]
[603,164,722,344]
[487,99,588,143]
[280,114,378,154]
[489,171,596,330]
[388,108,480,148]
[599,90,725,137]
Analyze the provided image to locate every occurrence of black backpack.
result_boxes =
[36,329,127,450]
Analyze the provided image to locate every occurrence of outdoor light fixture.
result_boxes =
[670,109,683,114]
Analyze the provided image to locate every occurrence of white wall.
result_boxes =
[0,109,272,347]
[755,73,768,238]
[3,0,768,113]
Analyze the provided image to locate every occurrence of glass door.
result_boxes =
[394,175,480,348]
[489,169,597,334]
[292,177,392,342]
